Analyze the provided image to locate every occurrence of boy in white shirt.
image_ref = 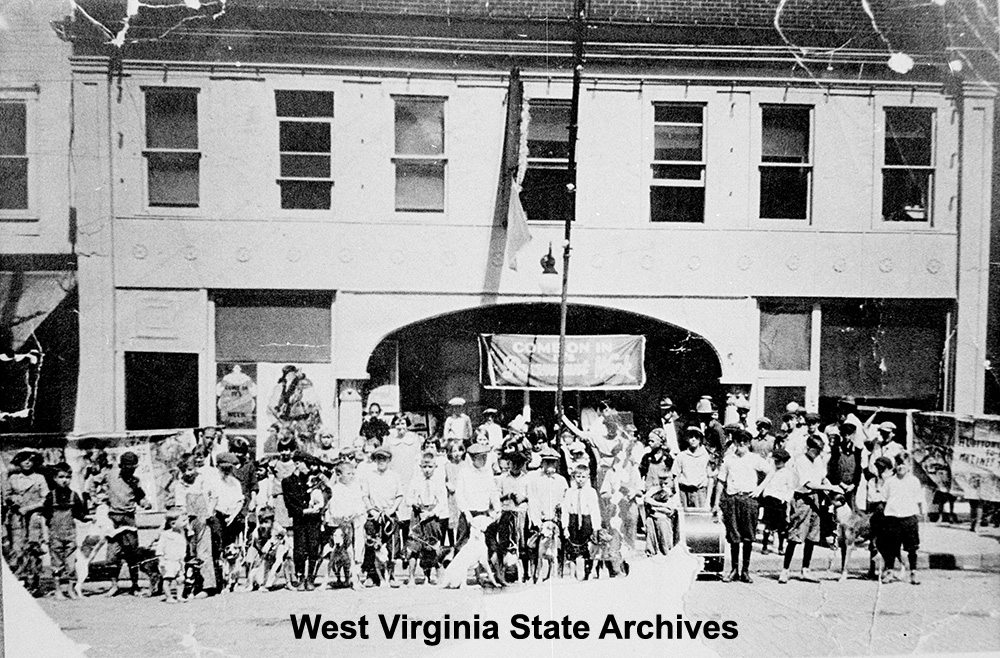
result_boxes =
[713,430,773,583]
[325,459,367,590]
[878,452,925,585]
[760,449,794,555]
[404,452,448,586]
[562,464,601,580]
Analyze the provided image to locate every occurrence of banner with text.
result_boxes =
[480,334,646,390]
[911,412,1000,502]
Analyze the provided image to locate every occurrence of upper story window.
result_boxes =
[276,90,334,210]
[0,101,28,211]
[650,103,705,223]
[144,88,199,208]
[394,97,445,212]
[759,105,811,220]
[882,108,934,222]
[520,100,572,223]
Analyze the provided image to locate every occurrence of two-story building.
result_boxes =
[42,0,999,444]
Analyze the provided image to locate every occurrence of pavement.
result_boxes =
[747,521,1000,575]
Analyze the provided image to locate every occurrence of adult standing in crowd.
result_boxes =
[104,451,152,596]
[360,402,390,444]
[385,414,422,547]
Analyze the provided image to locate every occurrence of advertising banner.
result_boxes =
[912,412,1000,502]
[480,334,646,391]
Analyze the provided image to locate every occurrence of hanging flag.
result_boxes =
[493,69,532,270]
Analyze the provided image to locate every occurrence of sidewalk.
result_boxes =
[747,522,1000,574]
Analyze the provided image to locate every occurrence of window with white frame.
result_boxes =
[393,97,445,212]
[276,90,335,210]
[520,100,572,223]
[882,107,934,222]
[759,105,811,220]
[144,88,200,208]
[0,100,28,211]
[650,103,705,223]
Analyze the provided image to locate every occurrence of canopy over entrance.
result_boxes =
[365,302,722,439]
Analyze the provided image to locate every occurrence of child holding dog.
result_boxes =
[561,464,601,579]
[405,451,449,586]
[42,462,90,599]
[879,452,925,584]
[325,457,368,589]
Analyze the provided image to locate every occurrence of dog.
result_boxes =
[532,518,561,583]
[326,525,353,588]
[439,515,501,589]
[363,515,392,586]
[588,527,625,579]
[831,493,880,581]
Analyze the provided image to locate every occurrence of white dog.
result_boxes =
[439,515,501,589]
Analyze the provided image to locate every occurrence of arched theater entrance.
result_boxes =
[364,302,723,439]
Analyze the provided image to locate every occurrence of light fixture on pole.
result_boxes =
[539,243,561,295]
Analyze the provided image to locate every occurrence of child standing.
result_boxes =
[561,464,601,579]
[404,451,448,586]
[325,458,367,590]
[760,449,794,555]
[864,456,894,580]
[878,452,924,585]
[155,511,188,603]
[4,450,49,594]
[41,463,89,599]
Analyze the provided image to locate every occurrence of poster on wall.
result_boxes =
[912,412,1000,503]
[216,363,258,429]
[254,362,334,456]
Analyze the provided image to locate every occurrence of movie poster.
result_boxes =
[216,363,258,429]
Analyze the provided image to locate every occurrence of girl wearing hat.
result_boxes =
[4,450,49,593]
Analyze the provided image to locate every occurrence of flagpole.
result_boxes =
[556,0,586,426]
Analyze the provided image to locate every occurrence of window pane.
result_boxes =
[654,125,702,161]
[520,167,571,222]
[763,386,806,425]
[148,152,199,207]
[280,154,330,178]
[882,169,931,221]
[654,104,702,124]
[215,292,332,363]
[762,106,809,163]
[395,100,444,155]
[760,166,809,219]
[145,90,198,150]
[125,352,199,430]
[527,103,571,159]
[275,90,334,118]
[759,307,811,370]
[395,161,444,210]
[279,122,330,153]
[885,108,933,166]
[652,164,703,180]
[650,186,704,223]
[279,180,332,210]
[0,158,28,209]
[0,102,26,155]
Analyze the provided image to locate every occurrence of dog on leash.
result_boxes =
[831,492,881,581]
[588,527,625,579]
[439,515,501,589]
[531,519,561,583]
[326,525,353,587]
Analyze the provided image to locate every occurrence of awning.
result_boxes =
[0,270,77,350]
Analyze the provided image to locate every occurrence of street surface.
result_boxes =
[28,554,1000,658]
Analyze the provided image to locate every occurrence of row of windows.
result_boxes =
[0,93,936,225]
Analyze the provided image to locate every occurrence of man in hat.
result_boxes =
[714,430,773,582]
[836,397,870,449]
[104,451,152,596]
[444,397,473,442]
[362,447,403,585]
[693,396,726,460]
[650,397,681,457]
[454,443,500,550]
[750,417,775,459]
[4,449,49,593]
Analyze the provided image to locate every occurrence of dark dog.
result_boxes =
[327,525,353,587]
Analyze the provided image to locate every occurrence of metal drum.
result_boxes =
[680,509,726,574]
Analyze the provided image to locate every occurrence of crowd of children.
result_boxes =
[0,394,936,600]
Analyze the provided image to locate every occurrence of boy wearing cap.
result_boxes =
[760,449,794,555]
[751,418,775,460]
[714,431,773,582]
[444,397,473,442]
[104,451,153,596]
[362,448,403,585]
[674,428,712,508]
[283,452,325,590]
[4,450,49,593]
[454,443,500,550]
